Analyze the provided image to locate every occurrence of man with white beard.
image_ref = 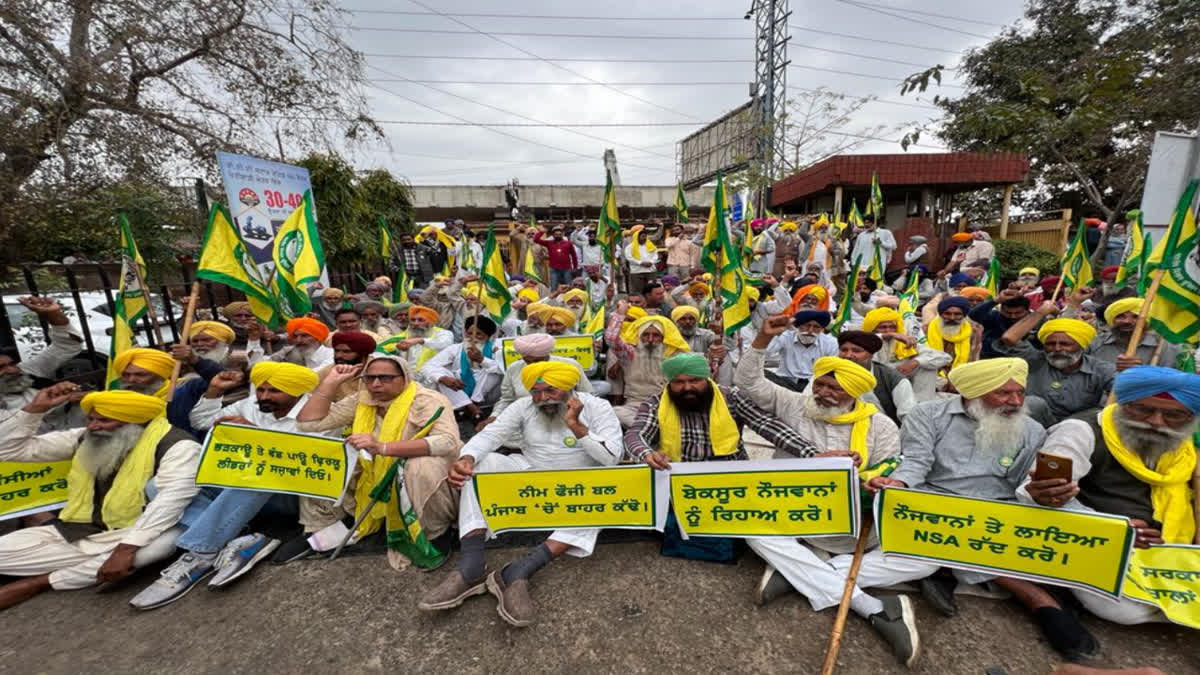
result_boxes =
[418,361,622,626]
[604,301,692,428]
[356,300,397,339]
[997,309,1115,422]
[861,307,950,402]
[855,358,1101,662]
[921,295,980,374]
[184,321,237,368]
[377,305,454,373]
[0,296,84,431]
[670,305,733,386]
[1023,365,1200,626]
[251,318,334,370]
[418,315,504,424]
[0,387,200,610]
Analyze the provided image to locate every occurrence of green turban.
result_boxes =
[662,353,711,381]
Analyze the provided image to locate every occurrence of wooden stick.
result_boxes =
[1048,274,1067,305]
[1193,470,1200,545]
[1150,339,1167,366]
[1105,268,1166,406]
[165,281,201,402]
[132,260,166,347]
[821,519,875,675]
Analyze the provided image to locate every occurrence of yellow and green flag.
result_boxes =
[584,305,606,339]
[831,256,862,335]
[869,241,886,284]
[105,215,149,390]
[522,247,542,284]
[866,171,884,221]
[271,190,326,317]
[378,218,393,260]
[1116,209,1149,291]
[1060,219,1094,291]
[478,224,512,322]
[196,204,280,328]
[675,183,689,223]
[983,257,1002,297]
[1146,180,1200,344]
[701,173,755,334]
[848,199,865,230]
[596,170,621,266]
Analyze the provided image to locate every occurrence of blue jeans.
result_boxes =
[550,268,576,289]
[177,487,299,554]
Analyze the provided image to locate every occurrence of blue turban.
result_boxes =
[948,273,975,287]
[937,296,971,314]
[793,310,831,328]
[662,275,680,286]
[1114,366,1200,415]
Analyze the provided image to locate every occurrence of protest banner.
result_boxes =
[876,488,1133,598]
[0,461,71,521]
[196,424,356,503]
[669,458,859,539]
[473,464,669,533]
[498,335,595,371]
[1123,544,1200,629]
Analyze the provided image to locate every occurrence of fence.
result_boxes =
[980,208,1073,255]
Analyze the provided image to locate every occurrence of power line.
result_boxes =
[341,8,742,21]
[833,0,994,40]
[787,25,963,55]
[788,63,963,88]
[340,25,752,40]
[840,1,1005,27]
[362,53,751,63]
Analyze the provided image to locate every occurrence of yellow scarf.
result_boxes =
[889,337,919,361]
[824,401,891,482]
[1100,404,1196,544]
[631,232,657,260]
[351,383,419,540]
[656,380,739,461]
[60,416,171,530]
[926,318,971,371]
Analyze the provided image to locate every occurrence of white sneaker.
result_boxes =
[208,534,281,588]
[128,552,215,610]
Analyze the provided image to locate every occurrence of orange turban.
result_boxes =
[784,284,830,316]
[959,287,992,301]
[408,305,440,324]
[951,232,973,243]
[286,317,330,342]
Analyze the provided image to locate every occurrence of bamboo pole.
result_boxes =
[1048,274,1067,305]
[131,260,166,347]
[821,520,875,675]
[1121,268,1166,362]
[165,281,201,402]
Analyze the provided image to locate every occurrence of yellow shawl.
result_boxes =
[926,318,971,372]
[351,384,419,540]
[824,401,891,482]
[60,415,171,530]
[656,380,738,461]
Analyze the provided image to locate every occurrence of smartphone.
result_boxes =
[1033,452,1073,482]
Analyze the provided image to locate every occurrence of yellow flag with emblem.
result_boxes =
[1145,180,1200,344]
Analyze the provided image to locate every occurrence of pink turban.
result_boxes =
[514,333,555,358]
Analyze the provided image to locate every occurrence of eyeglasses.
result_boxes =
[1123,402,1194,425]
[361,374,402,384]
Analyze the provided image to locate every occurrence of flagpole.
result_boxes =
[1104,268,1166,406]
[1048,274,1067,305]
[165,281,200,402]
[821,521,874,675]
[132,260,167,348]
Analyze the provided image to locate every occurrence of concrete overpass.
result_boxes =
[410,184,716,224]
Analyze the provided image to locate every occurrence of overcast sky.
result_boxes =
[339,0,1028,186]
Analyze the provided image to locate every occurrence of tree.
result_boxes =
[295,153,415,263]
[0,0,381,245]
[902,0,1200,225]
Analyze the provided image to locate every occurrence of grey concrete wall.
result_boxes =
[410,184,715,209]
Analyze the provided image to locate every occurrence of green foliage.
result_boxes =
[294,153,415,263]
[994,239,1061,281]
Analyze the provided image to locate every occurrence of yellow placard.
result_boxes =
[196,423,354,502]
[1124,544,1200,629]
[876,488,1133,598]
[669,458,859,538]
[473,465,658,533]
[0,461,72,520]
[499,335,595,371]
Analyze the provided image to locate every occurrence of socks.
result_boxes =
[457,533,486,582]
[851,593,885,618]
[501,543,553,585]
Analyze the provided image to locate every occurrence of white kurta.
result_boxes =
[1,323,85,431]
[418,343,503,410]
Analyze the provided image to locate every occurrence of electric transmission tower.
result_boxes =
[750,0,790,208]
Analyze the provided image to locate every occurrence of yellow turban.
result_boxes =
[812,357,876,398]
[620,315,691,356]
[948,358,1029,399]
[629,224,657,256]
[112,348,175,380]
[562,289,588,305]
[1037,318,1096,349]
[517,288,540,304]
[250,362,320,397]
[541,306,578,328]
[687,281,711,297]
[460,281,482,298]
[520,361,581,392]
[80,390,167,424]
[861,307,903,333]
[1018,267,1040,277]
[526,302,550,320]
[779,221,798,232]
[220,301,251,320]
[188,320,235,344]
[626,306,648,321]
[671,305,700,322]
[1104,298,1142,325]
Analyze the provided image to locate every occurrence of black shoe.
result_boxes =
[1033,606,1100,662]
[869,595,920,668]
[271,534,315,564]
[919,575,958,617]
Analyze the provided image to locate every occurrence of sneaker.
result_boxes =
[754,565,794,607]
[919,575,957,617]
[1034,606,1100,662]
[271,534,315,564]
[486,568,535,627]
[128,553,215,610]
[869,595,921,668]
[417,570,488,611]
[208,534,281,588]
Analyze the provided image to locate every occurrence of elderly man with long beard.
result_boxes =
[0,296,84,430]
[112,346,223,439]
[557,288,589,326]
[129,363,322,609]
[315,330,377,402]
[418,316,504,426]
[605,300,691,428]
[377,305,454,373]
[1020,366,1200,628]
[1089,298,1179,371]
[356,300,397,339]
[921,295,980,374]
[312,287,347,329]
[671,305,733,386]
[534,305,578,337]
[998,309,1115,422]
[251,317,334,370]
[418,361,622,626]
[291,353,462,568]
[732,348,916,667]
[0,388,201,610]
[861,307,950,403]
[418,276,468,340]
[184,320,237,368]
[852,358,1101,662]
[477,333,594,432]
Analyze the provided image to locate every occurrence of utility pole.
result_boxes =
[750,0,791,216]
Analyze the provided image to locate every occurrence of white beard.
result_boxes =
[121,377,165,395]
[1,373,33,396]
[803,394,854,421]
[407,326,429,338]
[1046,351,1082,370]
[361,319,380,332]
[194,343,230,365]
[1114,408,1199,468]
[965,398,1027,456]
[939,321,961,338]
[75,425,144,481]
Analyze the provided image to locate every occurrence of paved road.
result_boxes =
[2,541,1195,674]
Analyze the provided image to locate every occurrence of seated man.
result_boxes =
[418,316,504,424]
[671,305,732,386]
[921,296,980,373]
[419,362,622,626]
[536,305,578,337]
[559,288,589,324]
[731,349,914,667]
[764,310,838,392]
[604,302,691,428]
[968,289,1039,359]
[832,330,916,424]
[313,287,347,328]
[357,300,396,339]
[185,320,237,368]
[130,363,321,609]
[0,388,201,610]
[316,330,377,402]
[476,333,592,432]
[861,307,949,402]
[0,296,84,431]
[378,305,454,373]
[113,346,222,439]
[295,354,461,568]
[253,317,334,370]
[1089,298,1179,371]
[997,309,1115,422]
[326,307,383,346]
[1025,366,1198,625]
[855,359,1100,661]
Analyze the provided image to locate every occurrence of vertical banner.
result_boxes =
[1124,544,1200,629]
[196,424,356,503]
[0,461,72,521]
[668,458,859,539]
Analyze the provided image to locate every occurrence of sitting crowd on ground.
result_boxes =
[0,215,1194,671]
